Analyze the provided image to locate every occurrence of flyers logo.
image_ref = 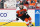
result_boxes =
[0,13,7,17]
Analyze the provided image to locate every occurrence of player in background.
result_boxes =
[16,5,33,27]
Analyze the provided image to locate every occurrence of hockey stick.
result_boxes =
[0,20,16,26]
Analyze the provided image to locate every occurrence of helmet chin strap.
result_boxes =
[19,7,23,10]
[20,8,23,10]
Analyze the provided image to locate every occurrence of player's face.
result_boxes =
[20,1,23,3]
[20,5,23,10]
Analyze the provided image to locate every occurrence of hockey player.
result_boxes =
[16,5,33,26]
